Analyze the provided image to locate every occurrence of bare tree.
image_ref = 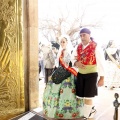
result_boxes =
[38,1,106,44]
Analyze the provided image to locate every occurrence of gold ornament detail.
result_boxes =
[0,0,25,119]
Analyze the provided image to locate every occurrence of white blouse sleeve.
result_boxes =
[71,46,78,66]
[95,45,105,76]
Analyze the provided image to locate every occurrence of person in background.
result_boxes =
[38,46,45,80]
[43,35,84,119]
[71,28,105,119]
[52,46,59,69]
[51,41,60,70]
[38,47,41,79]
[104,40,120,89]
[41,42,55,84]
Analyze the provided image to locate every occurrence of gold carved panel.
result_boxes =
[0,0,25,120]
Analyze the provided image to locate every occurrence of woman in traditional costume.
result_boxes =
[43,35,84,119]
[104,40,120,89]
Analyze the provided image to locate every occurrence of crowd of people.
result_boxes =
[38,28,120,119]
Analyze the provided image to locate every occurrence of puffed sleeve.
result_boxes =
[95,45,106,76]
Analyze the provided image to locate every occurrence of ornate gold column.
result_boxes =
[0,0,39,119]
[0,0,25,120]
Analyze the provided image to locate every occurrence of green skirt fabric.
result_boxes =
[43,75,84,119]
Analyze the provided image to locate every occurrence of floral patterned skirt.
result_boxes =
[43,75,84,119]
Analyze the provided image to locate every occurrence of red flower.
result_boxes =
[56,112,58,116]
[72,113,77,117]
[59,114,63,118]
[72,89,76,93]
[60,89,63,93]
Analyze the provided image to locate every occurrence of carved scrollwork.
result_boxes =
[0,0,25,119]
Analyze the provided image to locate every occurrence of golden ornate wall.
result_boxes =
[0,0,25,119]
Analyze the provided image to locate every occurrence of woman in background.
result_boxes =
[104,40,120,89]
[41,42,55,84]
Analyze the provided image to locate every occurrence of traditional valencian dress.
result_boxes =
[43,49,84,119]
[104,47,120,89]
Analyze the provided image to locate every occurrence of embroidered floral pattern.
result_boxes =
[43,75,84,119]
[77,41,97,65]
